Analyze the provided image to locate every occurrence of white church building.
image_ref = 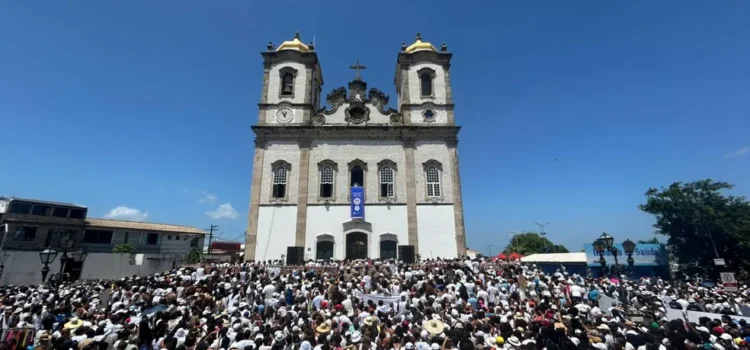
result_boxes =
[244,33,467,262]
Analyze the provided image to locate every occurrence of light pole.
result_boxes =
[622,239,636,277]
[599,232,619,276]
[486,244,494,257]
[593,239,606,277]
[58,232,76,280]
[39,248,58,283]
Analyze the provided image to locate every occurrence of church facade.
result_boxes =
[244,33,467,262]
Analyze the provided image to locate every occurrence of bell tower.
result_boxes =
[394,33,454,125]
[259,32,324,125]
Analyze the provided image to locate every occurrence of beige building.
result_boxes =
[0,196,206,262]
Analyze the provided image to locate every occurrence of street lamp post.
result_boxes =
[599,232,620,276]
[622,239,637,277]
[39,248,58,283]
[593,239,606,277]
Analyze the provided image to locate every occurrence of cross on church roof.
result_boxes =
[349,60,367,80]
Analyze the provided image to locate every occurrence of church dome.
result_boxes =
[276,32,311,53]
[403,33,437,54]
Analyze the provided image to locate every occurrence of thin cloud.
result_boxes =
[199,193,217,204]
[724,146,750,158]
[205,203,239,220]
[104,206,149,221]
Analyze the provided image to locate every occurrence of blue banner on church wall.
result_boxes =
[350,187,365,219]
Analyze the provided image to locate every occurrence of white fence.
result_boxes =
[0,251,188,285]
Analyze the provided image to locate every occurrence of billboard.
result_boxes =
[582,243,669,267]
[350,186,365,219]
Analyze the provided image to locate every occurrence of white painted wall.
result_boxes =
[304,205,408,260]
[407,62,448,105]
[0,252,185,286]
[255,206,297,261]
[417,205,457,258]
[308,141,407,204]
[267,61,308,105]
[259,142,301,205]
[408,106,449,124]
[0,251,63,285]
[414,142,454,203]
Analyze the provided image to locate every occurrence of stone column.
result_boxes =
[258,67,271,125]
[294,139,311,247]
[447,138,467,257]
[404,140,419,248]
[244,139,266,261]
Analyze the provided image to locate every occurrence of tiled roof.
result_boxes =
[86,218,205,235]
[2,196,87,209]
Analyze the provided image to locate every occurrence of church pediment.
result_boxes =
[313,81,401,126]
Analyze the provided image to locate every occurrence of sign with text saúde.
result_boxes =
[583,243,669,267]
[350,186,365,219]
[721,272,738,292]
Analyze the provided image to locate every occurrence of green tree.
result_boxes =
[639,179,750,277]
[112,243,136,254]
[503,232,569,255]
[185,248,202,264]
[637,237,660,244]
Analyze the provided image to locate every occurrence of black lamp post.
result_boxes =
[39,248,58,283]
[599,232,621,276]
[57,231,77,280]
[593,239,606,277]
[622,239,636,276]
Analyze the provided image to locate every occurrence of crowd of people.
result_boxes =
[1,258,749,350]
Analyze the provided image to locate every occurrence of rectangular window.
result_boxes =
[45,230,62,247]
[272,167,288,199]
[52,207,69,218]
[69,209,85,219]
[14,226,37,241]
[167,235,172,240]
[426,166,441,197]
[31,205,51,216]
[9,202,32,214]
[123,232,129,244]
[319,166,334,198]
[146,233,159,245]
[379,166,395,198]
[83,230,113,244]
[190,237,199,248]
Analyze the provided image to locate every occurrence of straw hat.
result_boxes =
[507,336,521,347]
[364,316,377,326]
[424,319,445,335]
[64,318,83,330]
[315,321,332,334]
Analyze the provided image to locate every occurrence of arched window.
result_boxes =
[426,165,441,197]
[319,165,334,198]
[419,68,435,98]
[379,166,394,198]
[272,166,288,199]
[281,73,294,96]
[351,166,363,187]
[380,240,397,260]
[279,67,297,98]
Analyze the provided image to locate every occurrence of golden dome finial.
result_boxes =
[404,32,437,54]
[276,32,310,53]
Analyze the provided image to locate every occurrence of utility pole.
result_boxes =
[205,225,218,255]
[486,244,494,257]
[535,222,549,236]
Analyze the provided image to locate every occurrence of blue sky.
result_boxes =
[1,1,748,254]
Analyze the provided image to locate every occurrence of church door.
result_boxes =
[316,241,334,261]
[380,240,397,260]
[346,232,368,260]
